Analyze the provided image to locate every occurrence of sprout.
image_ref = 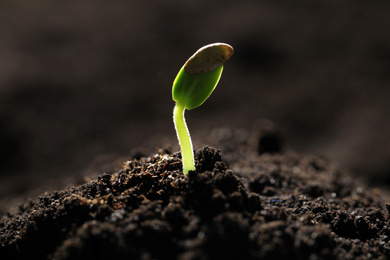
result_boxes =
[172,43,234,174]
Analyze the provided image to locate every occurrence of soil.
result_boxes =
[1,128,390,260]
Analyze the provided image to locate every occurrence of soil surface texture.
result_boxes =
[1,131,390,259]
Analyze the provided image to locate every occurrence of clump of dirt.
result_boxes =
[1,140,390,259]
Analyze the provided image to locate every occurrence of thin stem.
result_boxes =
[173,103,195,174]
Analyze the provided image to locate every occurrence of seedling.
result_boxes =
[172,43,234,174]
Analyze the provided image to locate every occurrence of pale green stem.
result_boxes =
[173,103,195,174]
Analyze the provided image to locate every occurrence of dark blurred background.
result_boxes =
[1,0,389,208]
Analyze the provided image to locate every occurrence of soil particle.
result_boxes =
[1,143,389,259]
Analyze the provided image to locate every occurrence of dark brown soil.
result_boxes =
[1,130,389,259]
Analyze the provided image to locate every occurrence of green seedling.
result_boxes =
[172,43,234,174]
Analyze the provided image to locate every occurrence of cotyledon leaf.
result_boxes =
[172,43,233,110]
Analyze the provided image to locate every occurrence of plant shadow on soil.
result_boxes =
[1,126,390,260]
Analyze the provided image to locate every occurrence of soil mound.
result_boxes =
[1,145,389,259]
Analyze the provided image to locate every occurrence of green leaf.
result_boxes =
[172,65,224,110]
[172,43,233,110]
